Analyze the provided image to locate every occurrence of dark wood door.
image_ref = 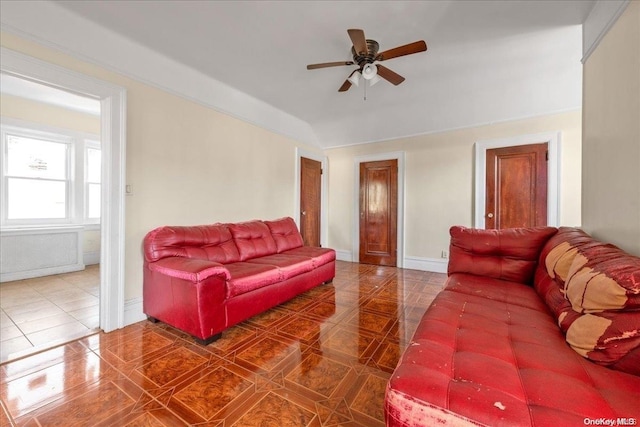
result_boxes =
[486,143,548,229]
[300,157,322,246]
[359,159,397,266]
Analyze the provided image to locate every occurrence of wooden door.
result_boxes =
[486,143,548,229]
[359,159,398,266]
[300,157,322,246]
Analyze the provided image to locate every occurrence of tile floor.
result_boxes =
[0,261,446,426]
[0,265,100,363]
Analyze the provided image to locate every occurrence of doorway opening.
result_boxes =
[0,48,126,362]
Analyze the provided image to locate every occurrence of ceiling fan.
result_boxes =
[307,29,427,92]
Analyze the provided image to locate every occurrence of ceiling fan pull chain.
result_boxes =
[364,79,367,101]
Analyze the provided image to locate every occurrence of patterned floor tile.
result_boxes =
[0,262,446,426]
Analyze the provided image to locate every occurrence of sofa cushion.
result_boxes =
[228,220,278,261]
[448,225,557,284]
[225,262,282,298]
[245,254,314,280]
[264,217,304,253]
[562,244,640,373]
[541,227,594,290]
[144,224,241,264]
[536,227,640,375]
[282,246,336,268]
[386,284,638,426]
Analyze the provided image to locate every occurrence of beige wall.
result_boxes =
[326,110,582,260]
[0,94,100,134]
[1,32,320,300]
[582,1,640,256]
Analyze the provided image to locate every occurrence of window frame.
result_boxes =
[0,119,100,228]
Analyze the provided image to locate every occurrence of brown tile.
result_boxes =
[171,366,253,422]
[350,374,388,424]
[235,336,299,372]
[233,392,315,427]
[26,380,136,426]
[137,346,208,387]
[285,353,351,398]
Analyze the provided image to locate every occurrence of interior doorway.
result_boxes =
[1,48,126,343]
[0,73,103,362]
[485,143,548,228]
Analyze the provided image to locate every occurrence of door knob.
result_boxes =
[301,211,306,216]
[487,213,494,218]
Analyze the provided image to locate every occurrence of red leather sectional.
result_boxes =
[143,217,335,344]
[386,226,640,426]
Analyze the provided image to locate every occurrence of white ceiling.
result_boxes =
[3,1,596,148]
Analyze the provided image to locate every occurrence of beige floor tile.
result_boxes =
[26,322,90,347]
[16,313,78,334]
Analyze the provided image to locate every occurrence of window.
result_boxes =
[6,134,69,220]
[1,122,100,226]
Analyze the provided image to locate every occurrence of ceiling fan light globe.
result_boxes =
[369,74,381,86]
[362,63,377,80]
[348,71,361,87]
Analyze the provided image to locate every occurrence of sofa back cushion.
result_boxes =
[228,220,278,261]
[144,224,240,264]
[264,217,304,253]
[448,225,557,284]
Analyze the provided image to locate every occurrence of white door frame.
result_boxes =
[1,47,127,332]
[295,148,328,247]
[474,131,560,229]
[353,151,405,267]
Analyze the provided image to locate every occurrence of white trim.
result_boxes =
[124,297,146,326]
[334,249,353,262]
[582,0,630,63]
[474,132,560,229]
[403,256,448,274]
[0,47,127,333]
[353,152,405,268]
[294,148,329,247]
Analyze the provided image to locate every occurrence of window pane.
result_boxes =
[8,178,66,219]
[7,135,67,179]
[88,183,101,218]
[87,148,101,183]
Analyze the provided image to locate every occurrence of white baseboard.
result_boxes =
[124,297,146,326]
[334,249,353,262]
[403,256,449,273]
[333,249,448,274]
[83,251,100,265]
[1,264,85,282]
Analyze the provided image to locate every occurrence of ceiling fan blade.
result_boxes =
[307,61,354,70]
[376,40,427,61]
[347,29,368,55]
[377,64,405,86]
[339,70,358,92]
[338,79,352,92]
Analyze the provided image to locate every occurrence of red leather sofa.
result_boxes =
[385,226,640,426]
[143,217,335,344]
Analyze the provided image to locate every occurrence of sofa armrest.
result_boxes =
[148,257,230,282]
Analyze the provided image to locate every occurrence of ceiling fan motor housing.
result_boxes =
[352,39,380,67]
